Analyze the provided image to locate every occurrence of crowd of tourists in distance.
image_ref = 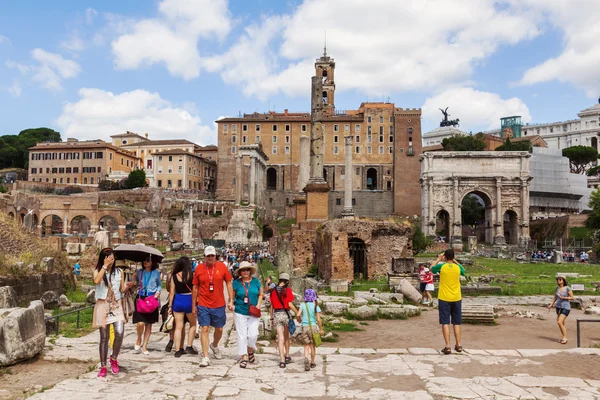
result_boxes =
[529,249,588,262]
[89,245,575,377]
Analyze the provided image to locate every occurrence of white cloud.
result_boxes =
[0,35,10,46]
[60,32,86,53]
[209,0,541,98]
[517,0,600,97]
[85,8,98,26]
[56,88,216,145]
[422,87,532,131]
[6,48,81,91]
[111,0,231,79]
[8,81,22,97]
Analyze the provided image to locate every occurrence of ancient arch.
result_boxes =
[99,215,119,234]
[41,214,63,236]
[421,152,531,246]
[366,168,378,190]
[262,224,274,241]
[348,237,367,279]
[503,210,519,245]
[71,215,91,235]
[435,209,450,242]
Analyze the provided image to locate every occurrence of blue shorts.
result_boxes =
[172,293,192,314]
[419,282,427,292]
[438,299,462,325]
[197,305,226,328]
[556,308,570,317]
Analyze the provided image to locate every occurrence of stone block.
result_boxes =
[347,305,378,320]
[377,305,420,319]
[40,291,59,309]
[584,306,600,316]
[396,278,422,304]
[40,257,54,273]
[322,302,349,316]
[58,294,71,307]
[329,279,349,293]
[44,312,57,335]
[86,289,96,304]
[0,287,17,309]
[0,300,46,366]
[65,243,80,254]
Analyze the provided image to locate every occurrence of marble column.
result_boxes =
[235,156,242,205]
[427,178,434,234]
[309,76,325,184]
[494,177,505,244]
[341,136,355,219]
[520,178,531,245]
[249,156,256,205]
[297,136,310,191]
[451,178,462,250]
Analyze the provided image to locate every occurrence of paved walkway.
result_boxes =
[33,312,600,400]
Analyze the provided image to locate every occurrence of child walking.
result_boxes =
[296,289,324,371]
[423,267,434,305]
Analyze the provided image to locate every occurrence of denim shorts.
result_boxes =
[197,305,226,328]
[556,307,570,317]
[438,299,462,325]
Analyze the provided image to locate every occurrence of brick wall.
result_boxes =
[15,180,99,192]
[393,109,422,217]
[327,190,393,218]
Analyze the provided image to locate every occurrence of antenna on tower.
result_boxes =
[324,31,327,57]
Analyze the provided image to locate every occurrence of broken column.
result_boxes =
[235,155,242,205]
[341,136,355,219]
[303,75,330,221]
[297,135,310,192]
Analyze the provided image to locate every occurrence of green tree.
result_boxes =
[461,194,485,226]
[124,169,147,189]
[412,222,433,255]
[0,127,61,169]
[562,145,598,174]
[495,137,532,152]
[441,133,486,151]
[586,188,600,229]
[587,165,600,177]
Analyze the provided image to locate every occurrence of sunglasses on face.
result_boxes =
[206,255,216,257]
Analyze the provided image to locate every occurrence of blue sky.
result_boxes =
[1,0,599,145]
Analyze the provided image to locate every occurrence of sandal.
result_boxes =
[559,339,568,344]
[240,360,248,369]
[310,363,317,369]
[454,345,463,353]
[284,356,292,364]
[248,352,256,363]
[278,362,286,368]
[441,347,452,355]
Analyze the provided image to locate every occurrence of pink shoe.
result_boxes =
[109,357,120,375]
[97,366,108,378]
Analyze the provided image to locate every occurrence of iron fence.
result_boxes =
[45,305,94,336]
[576,319,600,347]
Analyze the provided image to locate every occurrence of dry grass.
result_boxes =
[0,212,69,275]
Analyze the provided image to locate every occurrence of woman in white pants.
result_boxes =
[232,261,263,368]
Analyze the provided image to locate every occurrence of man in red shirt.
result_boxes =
[192,246,234,367]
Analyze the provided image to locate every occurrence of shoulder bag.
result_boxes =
[241,279,261,318]
[136,270,159,313]
[275,287,296,335]
[304,303,322,347]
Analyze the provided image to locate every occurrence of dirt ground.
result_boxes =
[0,357,92,400]
[329,306,600,350]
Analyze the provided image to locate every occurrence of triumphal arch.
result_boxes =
[420,151,531,246]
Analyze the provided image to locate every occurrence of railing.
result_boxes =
[45,305,94,336]
[576,319,600,347]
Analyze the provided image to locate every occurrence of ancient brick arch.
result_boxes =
[421,152,531,246]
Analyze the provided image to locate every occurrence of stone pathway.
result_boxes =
[33,312,600,400]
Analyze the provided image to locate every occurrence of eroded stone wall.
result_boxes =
[0,273,64,304]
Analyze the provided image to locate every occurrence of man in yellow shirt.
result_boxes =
[431,249,465,355]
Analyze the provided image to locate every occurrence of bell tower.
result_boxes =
[315,46,336,117]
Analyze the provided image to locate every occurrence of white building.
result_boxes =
[422,126,469,147]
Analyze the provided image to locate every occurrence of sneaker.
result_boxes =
[134,344,141,353]
[199,357,210,367]
[185,346,199,355]
[165,340,174,352]
[109,357,120,375]
[174,349,185,358]
[304,357,310,371]
[97,366,107,378]
[209,343,222,359]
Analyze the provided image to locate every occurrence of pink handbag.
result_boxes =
[136,295,159,313]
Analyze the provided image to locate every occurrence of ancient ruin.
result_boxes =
[420,151,532,247]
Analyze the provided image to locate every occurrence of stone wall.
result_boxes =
[0,273,64,304]
[15,181,99,192]
[315,219,413,281]
[290,223,320,276]
[328,190,393,219]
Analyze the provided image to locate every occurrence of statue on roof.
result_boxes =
[439,107,460,128]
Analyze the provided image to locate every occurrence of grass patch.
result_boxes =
[276,218,296,235]
[467,257,600,296]
[51,306,94,338]
[64,288,87,303]
[569,227,593,240]
[258,259,277,282]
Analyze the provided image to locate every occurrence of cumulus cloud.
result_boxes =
[111,0,231,79]
[208,0,541,98]
[518,0,600,97]
[422,87,532,131]
[56,88,216,145]
[60,32,86,53]
[6,48,81,91]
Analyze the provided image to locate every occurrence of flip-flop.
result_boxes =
[559,339,568,344]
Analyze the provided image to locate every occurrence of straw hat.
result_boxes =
[235,261,257,276]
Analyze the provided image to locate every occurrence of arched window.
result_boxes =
[366,168,378,190]
[266,167,277,190]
